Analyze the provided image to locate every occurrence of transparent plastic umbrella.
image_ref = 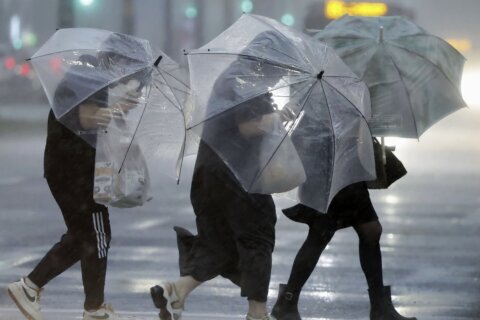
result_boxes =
[315,15,467,138]
[29,28,189,177]
[186,14,376,212]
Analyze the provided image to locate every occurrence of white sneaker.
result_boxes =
[150,283,183,320]
[7,278,43,320]
[83,303,120,320]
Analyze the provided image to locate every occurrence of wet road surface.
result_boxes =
[0,106,479,319]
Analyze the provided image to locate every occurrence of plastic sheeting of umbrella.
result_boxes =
[315,15,467,139]
[185,14,376,212]
[29,28,189,205]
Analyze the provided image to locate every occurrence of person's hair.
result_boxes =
[98,32,149,68]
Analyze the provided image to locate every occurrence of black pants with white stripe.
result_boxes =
[28,175,111,310]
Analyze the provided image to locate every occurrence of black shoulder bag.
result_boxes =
[366,137,407,189]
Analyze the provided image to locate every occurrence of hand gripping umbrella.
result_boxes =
[315,15,467,139]
[186,14,376,212]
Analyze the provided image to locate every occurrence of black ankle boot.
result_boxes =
[368,286,417,320]
[271,284,301,320]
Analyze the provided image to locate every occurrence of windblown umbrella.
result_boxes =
[315,15,467,138]
[186,14,375,212]
[29,28,189,177]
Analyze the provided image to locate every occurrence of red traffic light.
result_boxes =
[19,63,31,77]
[4,56,16,70]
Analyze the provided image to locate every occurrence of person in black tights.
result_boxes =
[271,152,417,320]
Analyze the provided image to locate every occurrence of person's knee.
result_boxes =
[237,237,273,274]
[60,232,76,243]
[358,221,382,245]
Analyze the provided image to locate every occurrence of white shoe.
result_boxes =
[150,283,183,320]
[83,303,120,320]
[7,278,43,320]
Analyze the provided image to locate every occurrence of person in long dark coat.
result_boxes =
[149,31,294,320]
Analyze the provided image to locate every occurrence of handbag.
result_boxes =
[366,137,407,189]
[93,113,152,208]
[250,113,306,194]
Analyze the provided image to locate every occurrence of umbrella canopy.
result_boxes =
[315,15,467,138]
[30,28,189,176]
[186,14,375,212]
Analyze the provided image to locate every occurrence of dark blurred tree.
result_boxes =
[123,0,134,35]
[304,1,329,33]
[58,0,75,28]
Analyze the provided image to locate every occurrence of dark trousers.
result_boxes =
[28,175,111,310]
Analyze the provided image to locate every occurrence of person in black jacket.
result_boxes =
[271,143,417,320]
[150,95,277,320]
[7,48,143,320]
[150,31,291,320]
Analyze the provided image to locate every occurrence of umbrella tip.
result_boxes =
[317,71,324,79]
[25,58,31,62]
[154,55,163,67]
[379,26,384,43]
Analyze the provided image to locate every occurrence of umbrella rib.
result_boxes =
[153,67,189,181]
[189,52,310,75]
[187,78,313,130]
[118,66,188,174]
[322,79,373,131]
[117,75,188,175]
[154,67,187,112]
[393,33,465,57]
[248,79,318,191]
[383,48,424,138]
[318,80,336,205]
[260,45,307,68]
[31,49,150,63]
[319,44,330,75]
[152,80,183,113]
[154,76,190,95]
[315,35,373,41]
[332,42,374,61]
[151,79,187,177]
[227,73,309,80]
[31,49,99,60]
[117,85,153,173]
[386,41,465,90]
[156,66,191,90]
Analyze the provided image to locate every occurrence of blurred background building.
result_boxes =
[1,0,480,106]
